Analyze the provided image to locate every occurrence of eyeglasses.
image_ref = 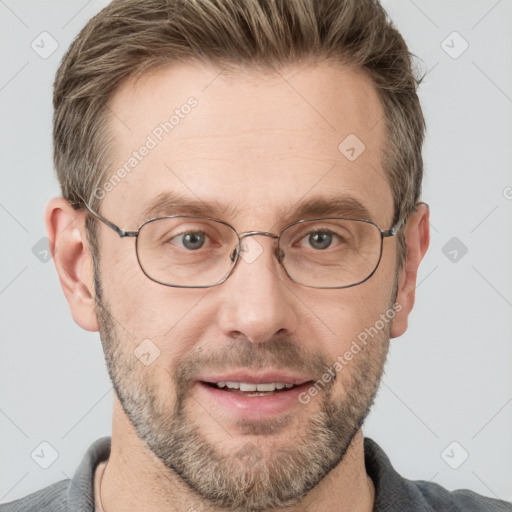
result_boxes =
[81,201,407,289]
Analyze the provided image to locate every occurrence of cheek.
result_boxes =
[299,281,395,362]
[99,242,210,343]
[312,290,393,398]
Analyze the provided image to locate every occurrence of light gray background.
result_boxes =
[1,0,511,504]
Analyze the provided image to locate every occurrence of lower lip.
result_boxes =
[196,382,313,419]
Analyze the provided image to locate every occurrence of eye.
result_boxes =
[305,231,333,250]
[171,231,207,250]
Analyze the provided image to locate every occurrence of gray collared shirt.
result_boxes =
[1,437,511,511]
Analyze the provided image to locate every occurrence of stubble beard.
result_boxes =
[93,264,392,512]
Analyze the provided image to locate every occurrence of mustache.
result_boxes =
[173,337,332,385]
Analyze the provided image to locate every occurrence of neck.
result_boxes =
[100,399,374,512]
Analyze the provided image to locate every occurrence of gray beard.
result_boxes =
[93,265,391,511]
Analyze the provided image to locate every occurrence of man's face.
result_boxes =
[94,62,397,510]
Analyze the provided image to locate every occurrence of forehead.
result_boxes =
[102,61,392,229]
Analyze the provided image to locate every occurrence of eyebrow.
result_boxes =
[137,191,374,227]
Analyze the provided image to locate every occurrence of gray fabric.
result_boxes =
[1,437,511,511]
[0,437,110,512]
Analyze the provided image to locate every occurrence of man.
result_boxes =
[2,0,511,511]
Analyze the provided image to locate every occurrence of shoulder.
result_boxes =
[364,437,512,512]
[0,437,110,512]
[412,479,512,511]
[0,480,70,512]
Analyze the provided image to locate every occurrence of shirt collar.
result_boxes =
[65,436,424,511]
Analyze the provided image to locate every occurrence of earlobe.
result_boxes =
[391,203,430,339]
[44,197,99,332]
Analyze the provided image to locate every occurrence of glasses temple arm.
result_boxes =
[382,202,429,238]
[81,201,136,238]
[382,214,407,238]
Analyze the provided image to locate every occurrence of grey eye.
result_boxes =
[178,232,206,250]
[307,231,333,250]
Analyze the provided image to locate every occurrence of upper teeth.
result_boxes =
[216,382,294,391]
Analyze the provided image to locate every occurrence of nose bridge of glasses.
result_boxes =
[239,231,279,241]
[230,231,280,263]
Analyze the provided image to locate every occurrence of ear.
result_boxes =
[391,203,430,338]
[44,197,99,332]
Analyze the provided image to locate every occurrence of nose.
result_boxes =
[215,234,298,344]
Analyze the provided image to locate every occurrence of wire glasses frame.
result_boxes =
[81,200,409,289]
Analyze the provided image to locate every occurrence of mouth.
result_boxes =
[195,373,316,419]
[200,380,308,397]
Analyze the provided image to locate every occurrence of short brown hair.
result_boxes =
[53,0,425,269]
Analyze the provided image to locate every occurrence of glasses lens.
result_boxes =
[136,217,238,287]
[279,219,382,288]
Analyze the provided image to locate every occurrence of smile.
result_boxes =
[209,381,297,394]
[197,378,315,418]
